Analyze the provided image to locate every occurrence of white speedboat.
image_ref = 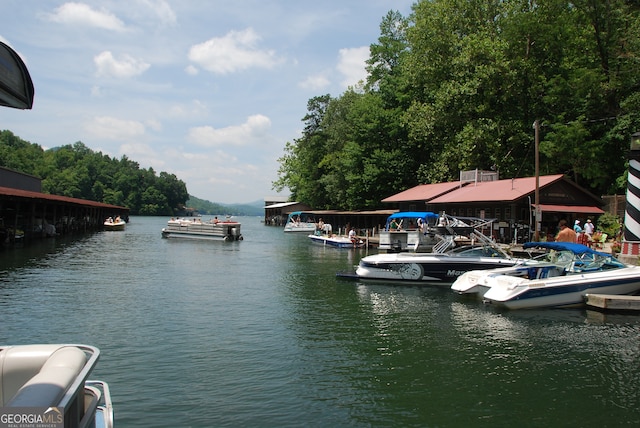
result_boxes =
[451,251,559,297]
[309,233,364,249]
[161,217,243,241]
[339,245,519,284]
[338,215,519,284]
[458,242,640,309]
[283,211,319,233]
[0,344,113,428]
[103,216,125,231]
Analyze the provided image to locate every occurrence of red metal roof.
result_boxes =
[535,204,604,214]
[428,174,565,203]
[382,181,465,203]
[0,185,128,210]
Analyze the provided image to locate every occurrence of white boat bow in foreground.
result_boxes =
[0,344,113,428]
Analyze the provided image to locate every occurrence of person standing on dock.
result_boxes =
[556,219,577,243]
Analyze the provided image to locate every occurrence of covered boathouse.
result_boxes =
[263,200,396,234]
[1,167,129,246]
[382,170,605,244]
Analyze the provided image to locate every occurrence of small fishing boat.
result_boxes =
[161,217,243,241]
[0,344,113,428]
[455,241,640,309]
[309,233,364,249]
[103,216,125,231]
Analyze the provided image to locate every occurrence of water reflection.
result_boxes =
[2,218,640,427]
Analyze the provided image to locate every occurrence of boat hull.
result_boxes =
[309,234,363,248]
[482,267,640,309]
[451,263,560,297]
[353,253,518,284]
[103,221,125,231]
[284,222,317,233]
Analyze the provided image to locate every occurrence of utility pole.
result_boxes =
[534,120,540,242]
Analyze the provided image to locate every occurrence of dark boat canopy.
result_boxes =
[523,241,610,257]
[0,41,34,109]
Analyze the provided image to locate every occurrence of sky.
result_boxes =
[0,0,416,204]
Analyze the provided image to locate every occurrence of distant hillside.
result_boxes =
[187,195,263,216]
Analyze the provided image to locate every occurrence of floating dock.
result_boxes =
[585,293,640,311]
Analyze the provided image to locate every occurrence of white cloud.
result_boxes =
[47,2,126,31]
[85,116,146,140]
[94,51,150,78]
[184,65,199,76]
[337,46,369,88]
[139,0,177,26]
[188,28,279,74]
[299,73,331,91]
[145,118,163,132]
[188,114,272,147]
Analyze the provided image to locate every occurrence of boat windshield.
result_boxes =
[521,249,626,271]
[286,212,315,224]
[448,245,508,258]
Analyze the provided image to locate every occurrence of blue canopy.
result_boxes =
[386,212,438,221]
[385,212,438,229]
[286,211,315,221]
[523,241,611,257]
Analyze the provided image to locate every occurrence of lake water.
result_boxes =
[1,216,639,427]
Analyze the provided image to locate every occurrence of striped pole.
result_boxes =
[622,132,640,258]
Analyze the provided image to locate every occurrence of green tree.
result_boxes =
[273,0,640,209]
[1,131,190,215]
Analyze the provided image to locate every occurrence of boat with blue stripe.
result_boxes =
[453,241,640,309]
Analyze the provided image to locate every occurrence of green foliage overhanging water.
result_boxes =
[275,0,640,210]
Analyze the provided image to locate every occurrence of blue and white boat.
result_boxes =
[308,233,364,249]
[283,211,320,233]
[455,241,640,309]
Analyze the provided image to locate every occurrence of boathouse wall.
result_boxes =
[1,170,129,246]
[0,166,41,192]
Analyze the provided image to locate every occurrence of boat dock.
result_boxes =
[585,293,640,311]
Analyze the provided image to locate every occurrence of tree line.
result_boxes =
[0,130,188,215]
[273,0,640,210]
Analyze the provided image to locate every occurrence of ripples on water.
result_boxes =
[1,216,639,427]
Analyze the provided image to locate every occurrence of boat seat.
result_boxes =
[0,345,87,407]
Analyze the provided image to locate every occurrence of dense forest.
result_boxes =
[0,130,189,215]
[274,0,640,210]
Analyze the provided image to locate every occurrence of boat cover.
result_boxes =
[385,212,439,228]
[523,241,611,257]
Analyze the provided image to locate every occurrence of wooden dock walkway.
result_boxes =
[585,294,640,311]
